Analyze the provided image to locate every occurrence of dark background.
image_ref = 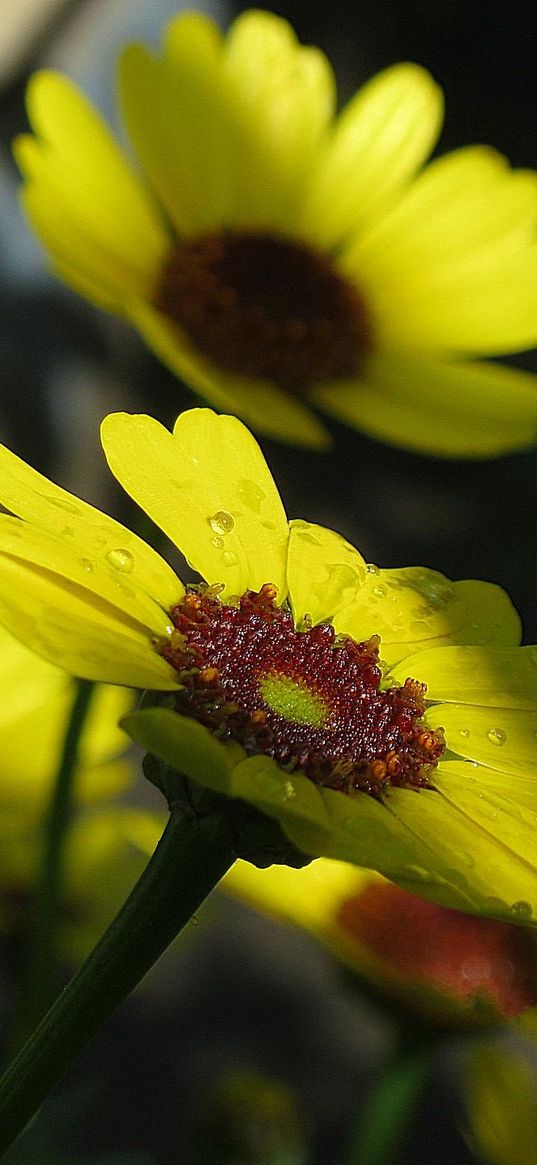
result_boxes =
[1,1,537,1161]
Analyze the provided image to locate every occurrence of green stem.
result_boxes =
[13,679,95,1046]
[344,1033,435,1165]
[0,805,236,1155]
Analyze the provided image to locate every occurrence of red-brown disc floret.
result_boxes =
[161,585,445,797]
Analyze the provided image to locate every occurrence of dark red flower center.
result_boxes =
[154,230,370,391]
[160,584,445,797]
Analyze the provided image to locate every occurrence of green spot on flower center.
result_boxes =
[258,673,329,728]
[154,230,371,392]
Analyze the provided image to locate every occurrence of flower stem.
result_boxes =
[12,679,95,1048]
[0,804,236,1154]
[344,1032,435,1165]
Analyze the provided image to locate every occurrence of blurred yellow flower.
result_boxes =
[0,409,536,919]
[223,858,537,1027]
[15,10,537,455]
[0,624,165,960]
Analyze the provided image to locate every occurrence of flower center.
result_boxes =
[154,231,370,390]
[160,585,445,797]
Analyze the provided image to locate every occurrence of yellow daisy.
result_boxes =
[15,10,537,456]
[0,407,536,919]
[223,858,537,1027]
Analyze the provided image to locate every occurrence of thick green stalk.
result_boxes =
[344,1034,435,1165]
[0,806,236,1155]
[13,679,95,1046]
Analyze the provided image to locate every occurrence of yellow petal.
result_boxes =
[286,520,367,627]
[119,23,232,238]
[101,410,289,601]
[435,763,537,884]
[222,856,365,933]
[17,72,167,294]
[334,567,520,664]
[391,646,537,709]
[300,63,443,249]
[427,704,537,778]
[0,552,177,688]
[0,439,180,610]
[128,299,330,448]
[345,147,537,279]
[312,353,537,458]
[382,781,537,921]
[0,516,174,637]
[222,10,335,231]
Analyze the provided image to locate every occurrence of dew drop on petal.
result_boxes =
[79,558,95,573]
[44,494,80,515]
[372,585,386,598]
[208,510,235,536]
[106,548,135,574]
[459,728,470,739]
[211,535,225,549]
[510,900,533,920]
[237,480,265,512]
[222,550,238,567]
[283,780,296,801]
[365,563,379,575]
[487,727,507,746]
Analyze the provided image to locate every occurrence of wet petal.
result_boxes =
[334,567,521,664]
[101,410,289,601]
[0,516,175,636]
[312,353,537,458]
[0,551,177,688]
[287,520,367,627]
[0,439,180,610]
[391,646,537,709]
[427,704,537,778]
[301,63,442,249]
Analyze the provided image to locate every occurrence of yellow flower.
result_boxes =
[223,858,537,1027]
[15,10,537,456]
[0,407,536,919]
[0,623,161,961]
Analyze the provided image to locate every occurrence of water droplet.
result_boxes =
[283,780,296,801]
[106,548,135,574]
[459,728,470,739]
[487,728,507,746]
[222,550,238,567]
[211,535,225,550]
[366,563,379,575]
[372,585,386,598]
[44,494,80,515]
[79,558,95,574]
[510,900,533,920]
[402,864,429,881]
[208,510,235,536]
[237,479,265,512]
[261,520,276,531]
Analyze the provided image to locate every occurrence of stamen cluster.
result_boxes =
[161,585,445,797]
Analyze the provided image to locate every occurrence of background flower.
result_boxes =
[15,9,537,456]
